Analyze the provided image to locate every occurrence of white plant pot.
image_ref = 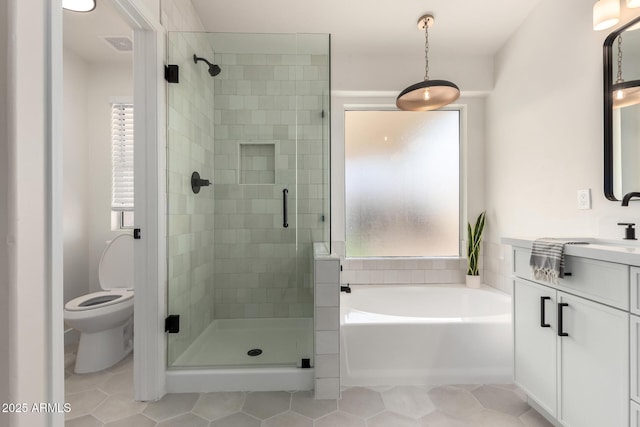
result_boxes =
[465,274,481,289]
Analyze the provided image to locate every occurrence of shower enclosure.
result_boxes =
[165,31,330,383]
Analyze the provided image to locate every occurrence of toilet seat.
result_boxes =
[65,289,134,311]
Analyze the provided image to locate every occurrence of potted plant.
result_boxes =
[466,211,486,288]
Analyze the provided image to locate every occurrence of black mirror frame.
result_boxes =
[604,17,640,201]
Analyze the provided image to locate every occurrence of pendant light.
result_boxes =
[63,0,96,12]
[396,15,460,111]
[613,35,640,109]
[593,0,619,31]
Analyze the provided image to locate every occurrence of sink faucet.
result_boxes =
[621,192,640,206]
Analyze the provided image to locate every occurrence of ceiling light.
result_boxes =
[613,35,640,108]
[63,0,96,12]
[396,15,460,111]
[593,0,619,31]
[628,0,640,8]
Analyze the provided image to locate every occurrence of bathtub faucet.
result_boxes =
[340,284,351,293]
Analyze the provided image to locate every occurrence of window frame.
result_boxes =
[110,98,134,229]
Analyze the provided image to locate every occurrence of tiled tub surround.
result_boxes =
[65,348,553,426]
[212,50,329,320]
[166,31,217,365]
[339,257,469,285]
[482,241,514,294]
[313,245,341,400]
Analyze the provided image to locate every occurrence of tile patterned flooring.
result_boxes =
[65,351,553,427]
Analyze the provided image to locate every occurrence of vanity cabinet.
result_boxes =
[513,248,629,427]
[513,278,556,416]
[632,267,640,424]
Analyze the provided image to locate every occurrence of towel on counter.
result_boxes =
[529,239,589,284]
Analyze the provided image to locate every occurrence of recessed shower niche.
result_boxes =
[239,142,276,185]
[165,30,330,386]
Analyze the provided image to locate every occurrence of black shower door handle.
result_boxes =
[283,188,289,228]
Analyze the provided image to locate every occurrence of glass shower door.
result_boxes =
[166,31,218,367]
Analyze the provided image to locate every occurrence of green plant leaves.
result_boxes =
[466,211,486,276]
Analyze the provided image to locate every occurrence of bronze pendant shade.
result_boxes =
[396,15,460,111]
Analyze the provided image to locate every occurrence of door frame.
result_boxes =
[111,0,167,402]
[50,0,167,413]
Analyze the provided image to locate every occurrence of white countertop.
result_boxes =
[501,237,640,267]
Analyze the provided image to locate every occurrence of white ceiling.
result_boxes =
[190,0,544,57]
[62,0,544,64]
[63,0,132,64]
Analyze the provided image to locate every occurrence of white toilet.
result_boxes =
[64,234,134,374]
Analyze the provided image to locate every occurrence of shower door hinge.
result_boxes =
[164,65,179,83]
[165,315,180,333]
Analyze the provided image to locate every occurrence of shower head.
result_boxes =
[193,54,221,77]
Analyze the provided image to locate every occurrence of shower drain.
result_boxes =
[247,348,263,357]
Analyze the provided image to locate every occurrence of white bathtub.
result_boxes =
[340,284,512,386]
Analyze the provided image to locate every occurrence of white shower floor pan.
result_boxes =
[173,317,313,367]
[167,317,314,392]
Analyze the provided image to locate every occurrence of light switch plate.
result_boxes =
[577,189,591,210]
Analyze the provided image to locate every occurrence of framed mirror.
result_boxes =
[604,17,640,201]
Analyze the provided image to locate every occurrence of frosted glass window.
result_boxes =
[345,110,460,257]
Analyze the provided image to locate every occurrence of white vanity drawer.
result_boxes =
[513,248,629,310]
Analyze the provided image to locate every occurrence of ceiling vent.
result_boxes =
[103,36,133,52]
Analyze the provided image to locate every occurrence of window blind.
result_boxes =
[111,103,134,211]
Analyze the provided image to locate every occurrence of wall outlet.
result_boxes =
[577,189,591,210]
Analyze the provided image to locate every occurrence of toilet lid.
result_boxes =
[99,234,134,290]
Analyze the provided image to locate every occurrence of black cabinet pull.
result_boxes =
[558,303,569,337]
[563,272,572,277]
[283,188,289,228]
[540,296,551,327]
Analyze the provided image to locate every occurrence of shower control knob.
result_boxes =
[191,171,211,194]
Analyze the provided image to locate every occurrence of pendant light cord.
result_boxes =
[424,22,430,81]
[617,35,624,84]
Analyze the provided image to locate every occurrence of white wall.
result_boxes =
[0,0,10,408]
[5,0,55,424]
[140,0,160,21]
[160,0,206,31]
[484,0,640,292]
[330,51,489,275]
[61,51,132,299]
[86,63,133,292]
[63,48,90,304]
[332,53,493,95]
